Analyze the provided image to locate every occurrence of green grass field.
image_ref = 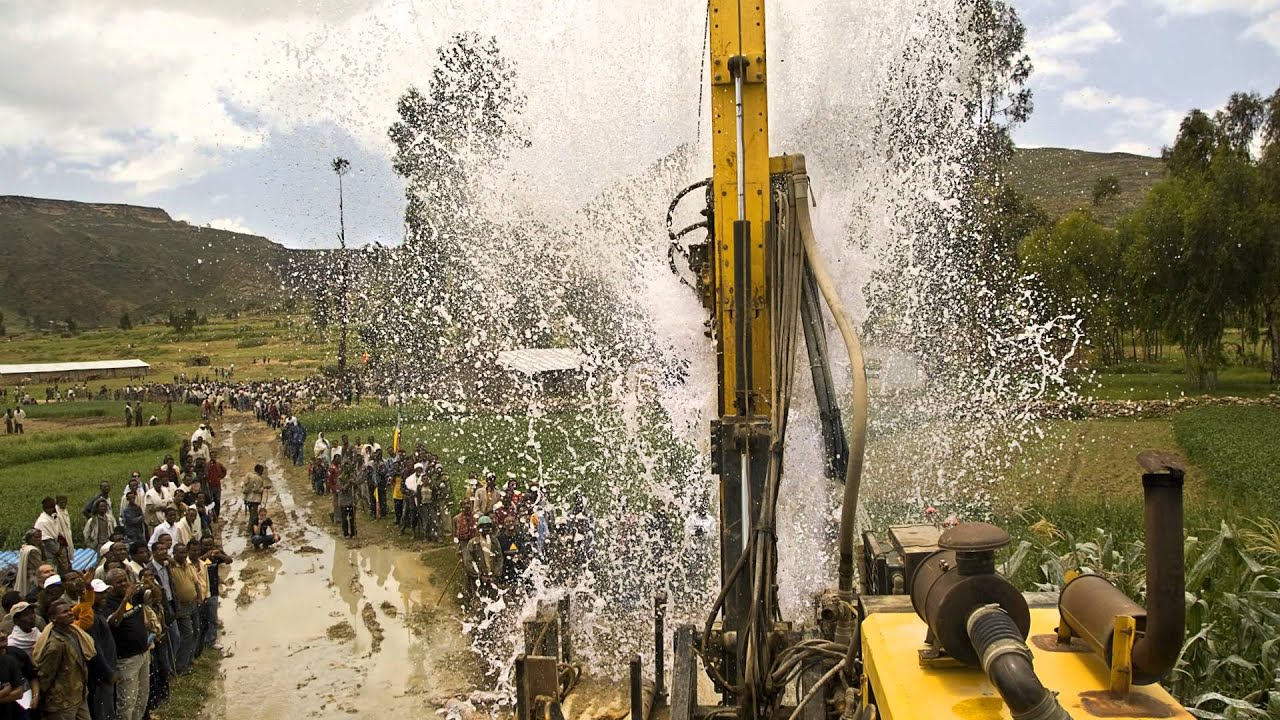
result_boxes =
[15,399,204,422]
[1174,405,1280,518]
[0,422,184,547]
[1090,365,1274,401]
[0,426,175,466]
[0,314,335,387]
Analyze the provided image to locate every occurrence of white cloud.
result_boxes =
[175,213,256,236]
[1146,0,1280,52]
[1061,86,1184,153]
[206,217,257,235]
[1108,140,1158,155]
[1028,1,1125,85]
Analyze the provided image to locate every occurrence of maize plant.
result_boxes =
[1010,519,1280,718]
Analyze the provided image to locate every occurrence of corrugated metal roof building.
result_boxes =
[0,359,150,382]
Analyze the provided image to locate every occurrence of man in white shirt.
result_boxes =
[188,437,211,466]
[149,508,180,547]
[191,423,214,446]
[121,473,148,521]
[145,476,176,527]
[173,507,202,546]
[34,498,68,574]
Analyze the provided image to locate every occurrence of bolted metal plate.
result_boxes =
[938,522,1011,552]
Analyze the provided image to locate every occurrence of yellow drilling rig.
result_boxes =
[514,3,1194,719]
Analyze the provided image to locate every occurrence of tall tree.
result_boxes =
[1254,88,1280,384]
[964,0,1034,172]
[389,32,527,252]
[381,33,528,377]
[1020,211,1125,365]
[332,156,351,373]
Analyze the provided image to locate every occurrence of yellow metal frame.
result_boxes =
[1110,615,1136,697]
[708,0,771,418]
[861,609,1192,720]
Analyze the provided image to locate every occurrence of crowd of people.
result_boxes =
[278,414,601,609]
[2,422,234,720]
[0,368,707,717]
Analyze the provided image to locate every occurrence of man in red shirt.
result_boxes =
[205,451,227,520]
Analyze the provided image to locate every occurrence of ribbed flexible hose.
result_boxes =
[792,173,868,596]
[967,606,1071,720]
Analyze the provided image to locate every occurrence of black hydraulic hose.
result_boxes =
[966,606,1070,720]
[666,179,712,242]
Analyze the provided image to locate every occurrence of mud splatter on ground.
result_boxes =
[361,602,384,653]
[327,621,356,641]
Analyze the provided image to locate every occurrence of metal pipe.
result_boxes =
[631,655,643,720]
[1132,458,1185,685]
[733,72,746,221]
[1058,452,1185,685]
[655,591,667,704]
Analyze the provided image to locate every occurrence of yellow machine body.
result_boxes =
[708,0,772,418]
[861,608,1192,720]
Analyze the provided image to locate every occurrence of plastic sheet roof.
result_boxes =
[496,348,584,375]
[0,359,150,376]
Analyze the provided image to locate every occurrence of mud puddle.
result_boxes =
[202,418,475,717]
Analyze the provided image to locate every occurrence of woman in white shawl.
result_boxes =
[15,529,44,596]
[82,499,116,557]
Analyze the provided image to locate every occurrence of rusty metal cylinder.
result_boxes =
[1058,575,1146,660]
[911,549,1030,666]
[1058,452,1185,685]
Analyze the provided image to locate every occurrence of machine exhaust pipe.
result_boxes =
[1059,450,1185,686]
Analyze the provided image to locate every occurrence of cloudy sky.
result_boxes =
[0,0,1276,249]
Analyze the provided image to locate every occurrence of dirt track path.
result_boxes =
[199,416,476,717]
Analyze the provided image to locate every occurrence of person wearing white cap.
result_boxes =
[101,567,150,720]
[5,601,40,652]
[85,576,118,720]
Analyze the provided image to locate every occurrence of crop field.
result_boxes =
[0,313,334,385]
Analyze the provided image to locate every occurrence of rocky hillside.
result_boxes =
[0,196,302,328]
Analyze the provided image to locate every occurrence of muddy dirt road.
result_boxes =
[201,418,477,717]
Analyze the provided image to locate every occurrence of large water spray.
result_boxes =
[285,0,1083,696]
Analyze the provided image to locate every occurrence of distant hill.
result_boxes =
[0,196,306,328]
[1008,147,1166,226]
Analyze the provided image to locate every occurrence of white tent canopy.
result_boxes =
[496,348,585,375]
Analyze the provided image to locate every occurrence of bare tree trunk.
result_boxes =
[1267,302,1280,387]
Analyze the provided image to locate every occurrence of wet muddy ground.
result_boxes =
[200,417,480,717]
